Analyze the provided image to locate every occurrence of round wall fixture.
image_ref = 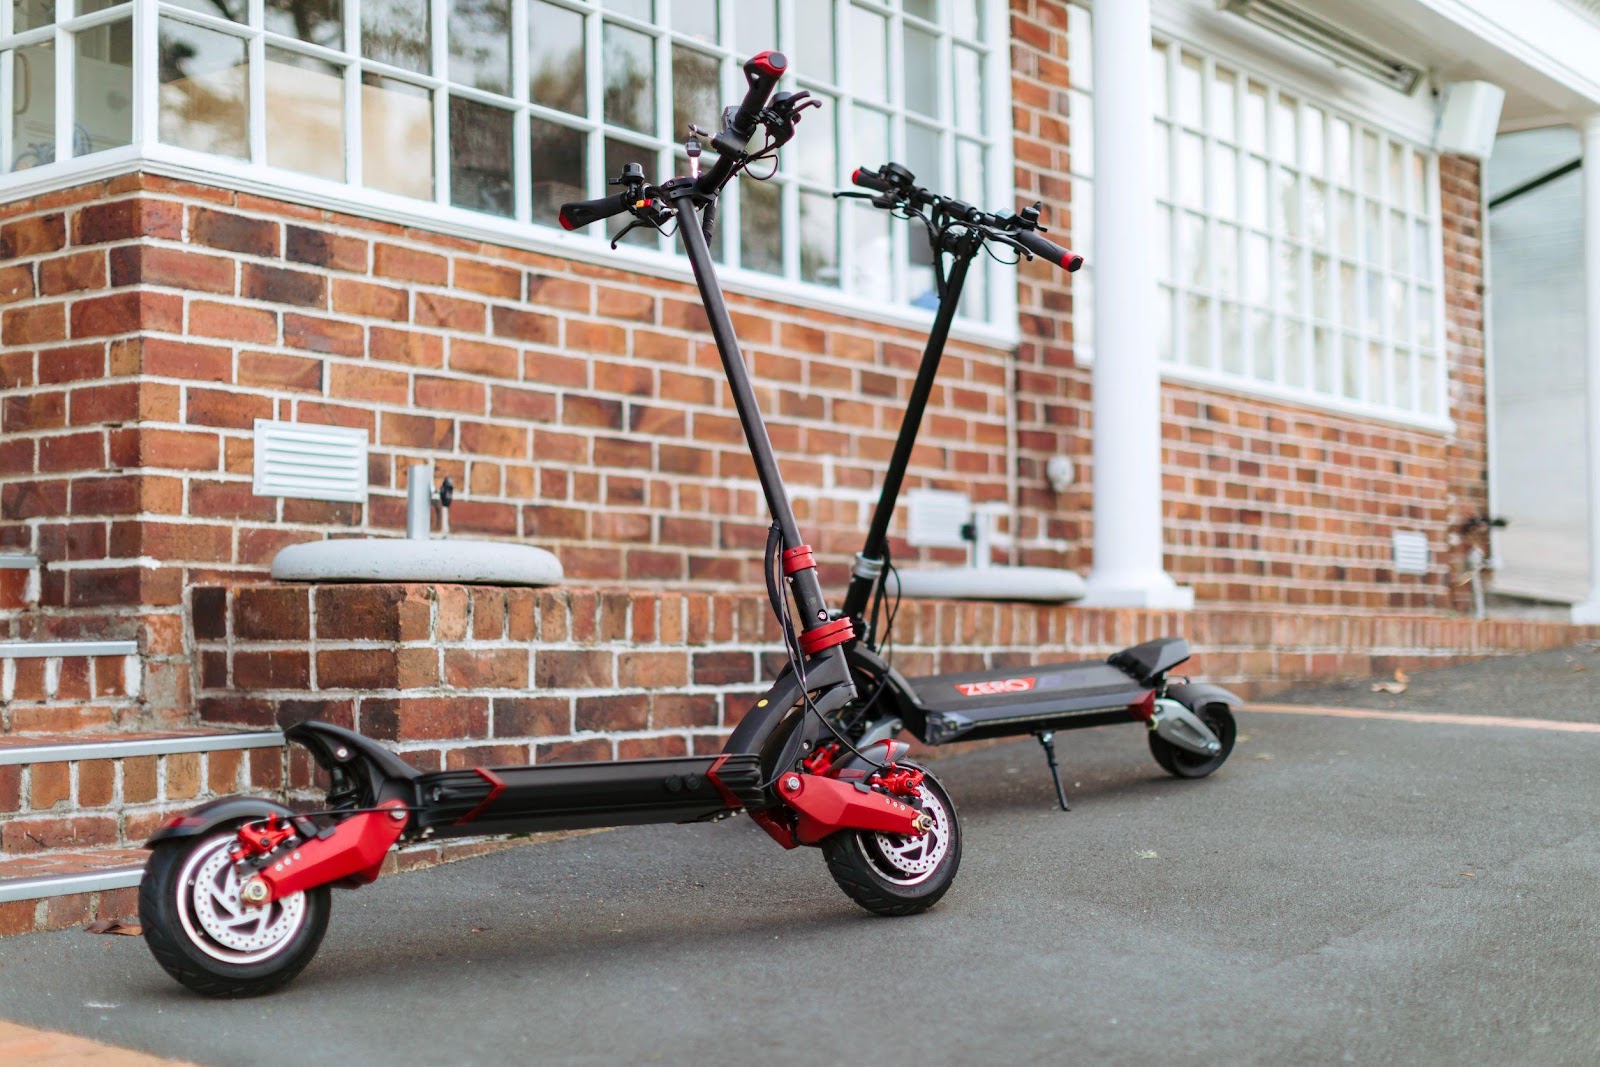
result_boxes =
[1045,456,1076,493]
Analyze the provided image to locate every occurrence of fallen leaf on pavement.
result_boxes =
[1135,850,1158,859]
[84,918,141,936]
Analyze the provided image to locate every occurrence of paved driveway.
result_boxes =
[2,648,1599,1066]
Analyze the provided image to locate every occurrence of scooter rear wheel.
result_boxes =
[1149,703,1236,779]
[823,762,961,916]
[140,825,330,997]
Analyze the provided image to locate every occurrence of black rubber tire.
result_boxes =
[822,763,961,916]
[1149,703,1236,779]
[140,827,330,998]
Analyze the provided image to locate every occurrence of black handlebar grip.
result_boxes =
[1014,230,1084,272]
[728,50,787,139]
[557,191,633,231]
[851,167,895,193]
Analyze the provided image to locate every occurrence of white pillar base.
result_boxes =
[1080,571,1195,610]
[1570,597,1600,625]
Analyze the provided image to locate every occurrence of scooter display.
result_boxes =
[139,53,973,998]
[823,164,1242,811]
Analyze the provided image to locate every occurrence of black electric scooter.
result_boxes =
[139,54,966,998]
[822,164,1242,811]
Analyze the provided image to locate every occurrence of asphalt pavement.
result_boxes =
[2,648,1598,1065]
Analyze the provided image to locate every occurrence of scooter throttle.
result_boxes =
[851,166,896,193]
[557,191,633,231]
[1013,230,1084,272]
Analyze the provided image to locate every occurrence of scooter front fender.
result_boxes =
[145,795,299,847]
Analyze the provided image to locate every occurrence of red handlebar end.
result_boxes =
[1065,253,1084,272]
[558,210,576,232]
[747,50,787,78]
[851,167,863,184]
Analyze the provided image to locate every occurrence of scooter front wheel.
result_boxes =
[140,825,331,997]
[1149,703,1236,779]
[822,762,961,916]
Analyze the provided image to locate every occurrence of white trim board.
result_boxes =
[0,640,139,659]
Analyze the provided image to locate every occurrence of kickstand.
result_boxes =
[1035,731,1069,811]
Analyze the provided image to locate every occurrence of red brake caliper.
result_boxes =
[230,814,296,864]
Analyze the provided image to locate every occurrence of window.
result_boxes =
[0,0,1007,327]
[1065,5,1447,422]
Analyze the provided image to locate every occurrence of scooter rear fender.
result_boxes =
[1166,681,1243,712]
[145,795,299,847]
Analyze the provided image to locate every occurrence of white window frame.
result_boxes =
[1068,0,1453,431]
[0,0,1017,344]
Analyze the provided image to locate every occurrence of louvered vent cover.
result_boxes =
[252,420,368,503]
[1391,531,1431,575]
[906,489,973,548]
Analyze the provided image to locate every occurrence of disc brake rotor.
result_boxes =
[864,785,951,886]
[177,835,307,964]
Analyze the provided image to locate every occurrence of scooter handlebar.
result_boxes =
[728,50,788,141]
[1013,229,1084,272]
[851,166,896,193]
[557,190,633,231]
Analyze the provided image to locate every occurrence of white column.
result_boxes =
[1572,114,1600,624]
[1081,0,1193,609]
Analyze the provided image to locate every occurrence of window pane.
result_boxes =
[1340,263,1357,329]
[1153,203,1172,281]
[1412,220,1431,283]
[1330,118,1352,185]
[1154,285,1174,362]
[1411,153,1427,213]
[1073,268,1094,353]
[1367,342,1385,405]
[10,41,55,171]
[530,118,585,227]
[1071,88,1094,178]
[740,177,782,275]
[1335,190,1355,254]
[450,96,513,216]
[849,199,891,303]
[1273,95,1296,164]
[1211,144,1236,219]
[903,25,937,118]
[159,20,251,161]
[1242,81,1267,152]
[14,0,54,31]
[1215,222,1239,298]
[955,138,984,207]
[1388,279,1408,340]
[1185,294,1210,367]
[1278,243,1300,313]
[266,48,344,180]
[1311,253,1329,319]
[75,18,133,154]
[1418,354,1438,414]
[672,45,719,143]
[1314,326,1335,393]
[954,47,983,134]
[1302,106,1324,175]
[1342,336,1361,399]
[1069,5,1092,88]
[852,104,889,171]
[954,0,983,41]
[530,0,586,116]
[1180,212,1204,287]
[1281,319,1306,387]
[1393,346,1413,409]
[672,0,718,44]
[1221,303,1244,375]
[1277,169,1298,237]
[737,0,777,57]
[1212,67,1236,141]
[1149,43,1167,119]
[364,0,431,73]
[1177,131,1203,210]
[1388,142,1405,203]
[361,73,433,199]
[1388,209,1407,273]
[605,137,654,246]
[906,121,940,190]
[800,190,838,286]
[793,0,834,82]
[603,21,655,134]
[1244,232,1268,305]
[603,0,651,20]
[905,0,936,20]
[1243,155,1267,228]
[1306,179,1327,245]
[1360,130,1380,190]
[450,0,511,95]
[1249,309,1272,379]
[266,0,342,48]
[1176,53,1201,127]
[799,92,837,186]
[849,6,888,103]
[1416,287,1435,348]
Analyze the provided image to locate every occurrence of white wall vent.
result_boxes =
[906,489,973,549]
[252,420,368,503]
[1391,531,1431,575]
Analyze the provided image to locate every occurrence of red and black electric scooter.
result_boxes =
[139,53,964,998]
[821,164,1241,811]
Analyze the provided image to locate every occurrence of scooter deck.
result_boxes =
[414,753,765,837]
[904,659,1150,743]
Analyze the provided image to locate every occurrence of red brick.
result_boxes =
[29,763,70,809]
[234,585,310,640]
[38,249,106,294]
[492,305,557,343]
[534,649,614,688]
[2,302,65,345]
[166,752,202,800]
[493,696,568,737]
[186,388,272,428]
[284,314,365,359]
[191,207,279,256]
[449,339,517,378]
[73,199,182,244]
[535,738,612,764]
[139,428,220,470]
[243,263,327,307]
[234,650,311,689]
[374,243,448,285]
[71,290,181,338]
[286,226,369,272]
[0,212,65,257]
[3,390,66,431]
[330,362,410,405]
[370,326,445,367]
[316,648,399,689]
[123,756,159,803]
[443,647,528,689]
[39,431,106,472]
[109,244,233,292]
[618,651,688,688]
[381,410,454,447]
[575,694,648,732]
[240,350,323,391]
[333,278,409,320]
[490,385,557,421]
[77,759,114,807]
[363,696,489,741]
[415,375,486,413]
[0,263,32,303]
[314,584,412,641]
[454,258,521,299]
[0,901,37,937]
[190,300,277,343]
[460,420,525,458]
[416,291,485,331]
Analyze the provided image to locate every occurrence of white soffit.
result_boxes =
[252,420,368,503]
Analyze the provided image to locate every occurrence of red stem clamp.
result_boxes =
[798,617,855,656]
[782,545,817,575]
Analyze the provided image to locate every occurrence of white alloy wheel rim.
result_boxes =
[175,833,308,964]
[861,784,952,886]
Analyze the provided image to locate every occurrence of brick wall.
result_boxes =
[0,5,1498,731]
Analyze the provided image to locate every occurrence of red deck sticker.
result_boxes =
[954,677,1036,697]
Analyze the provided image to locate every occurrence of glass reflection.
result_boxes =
[530,118,585,226]
[450,96,513,216]
[800,191,838,286]
[265,0,342,48]
[363,0,430,73]
[530,0,586,115]
[10,41,56,171]
[362,73,433,199]
[75,19,133,153]
[604,21,655,134]
[159,19,248,158]
[740,177,782,275]
[266,47,344,179]
[673,46,719,144]
[450,0,511,95]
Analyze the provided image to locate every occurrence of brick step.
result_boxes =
[0,638,142,735]
[0,556,37,613]
[1,728,286,856]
